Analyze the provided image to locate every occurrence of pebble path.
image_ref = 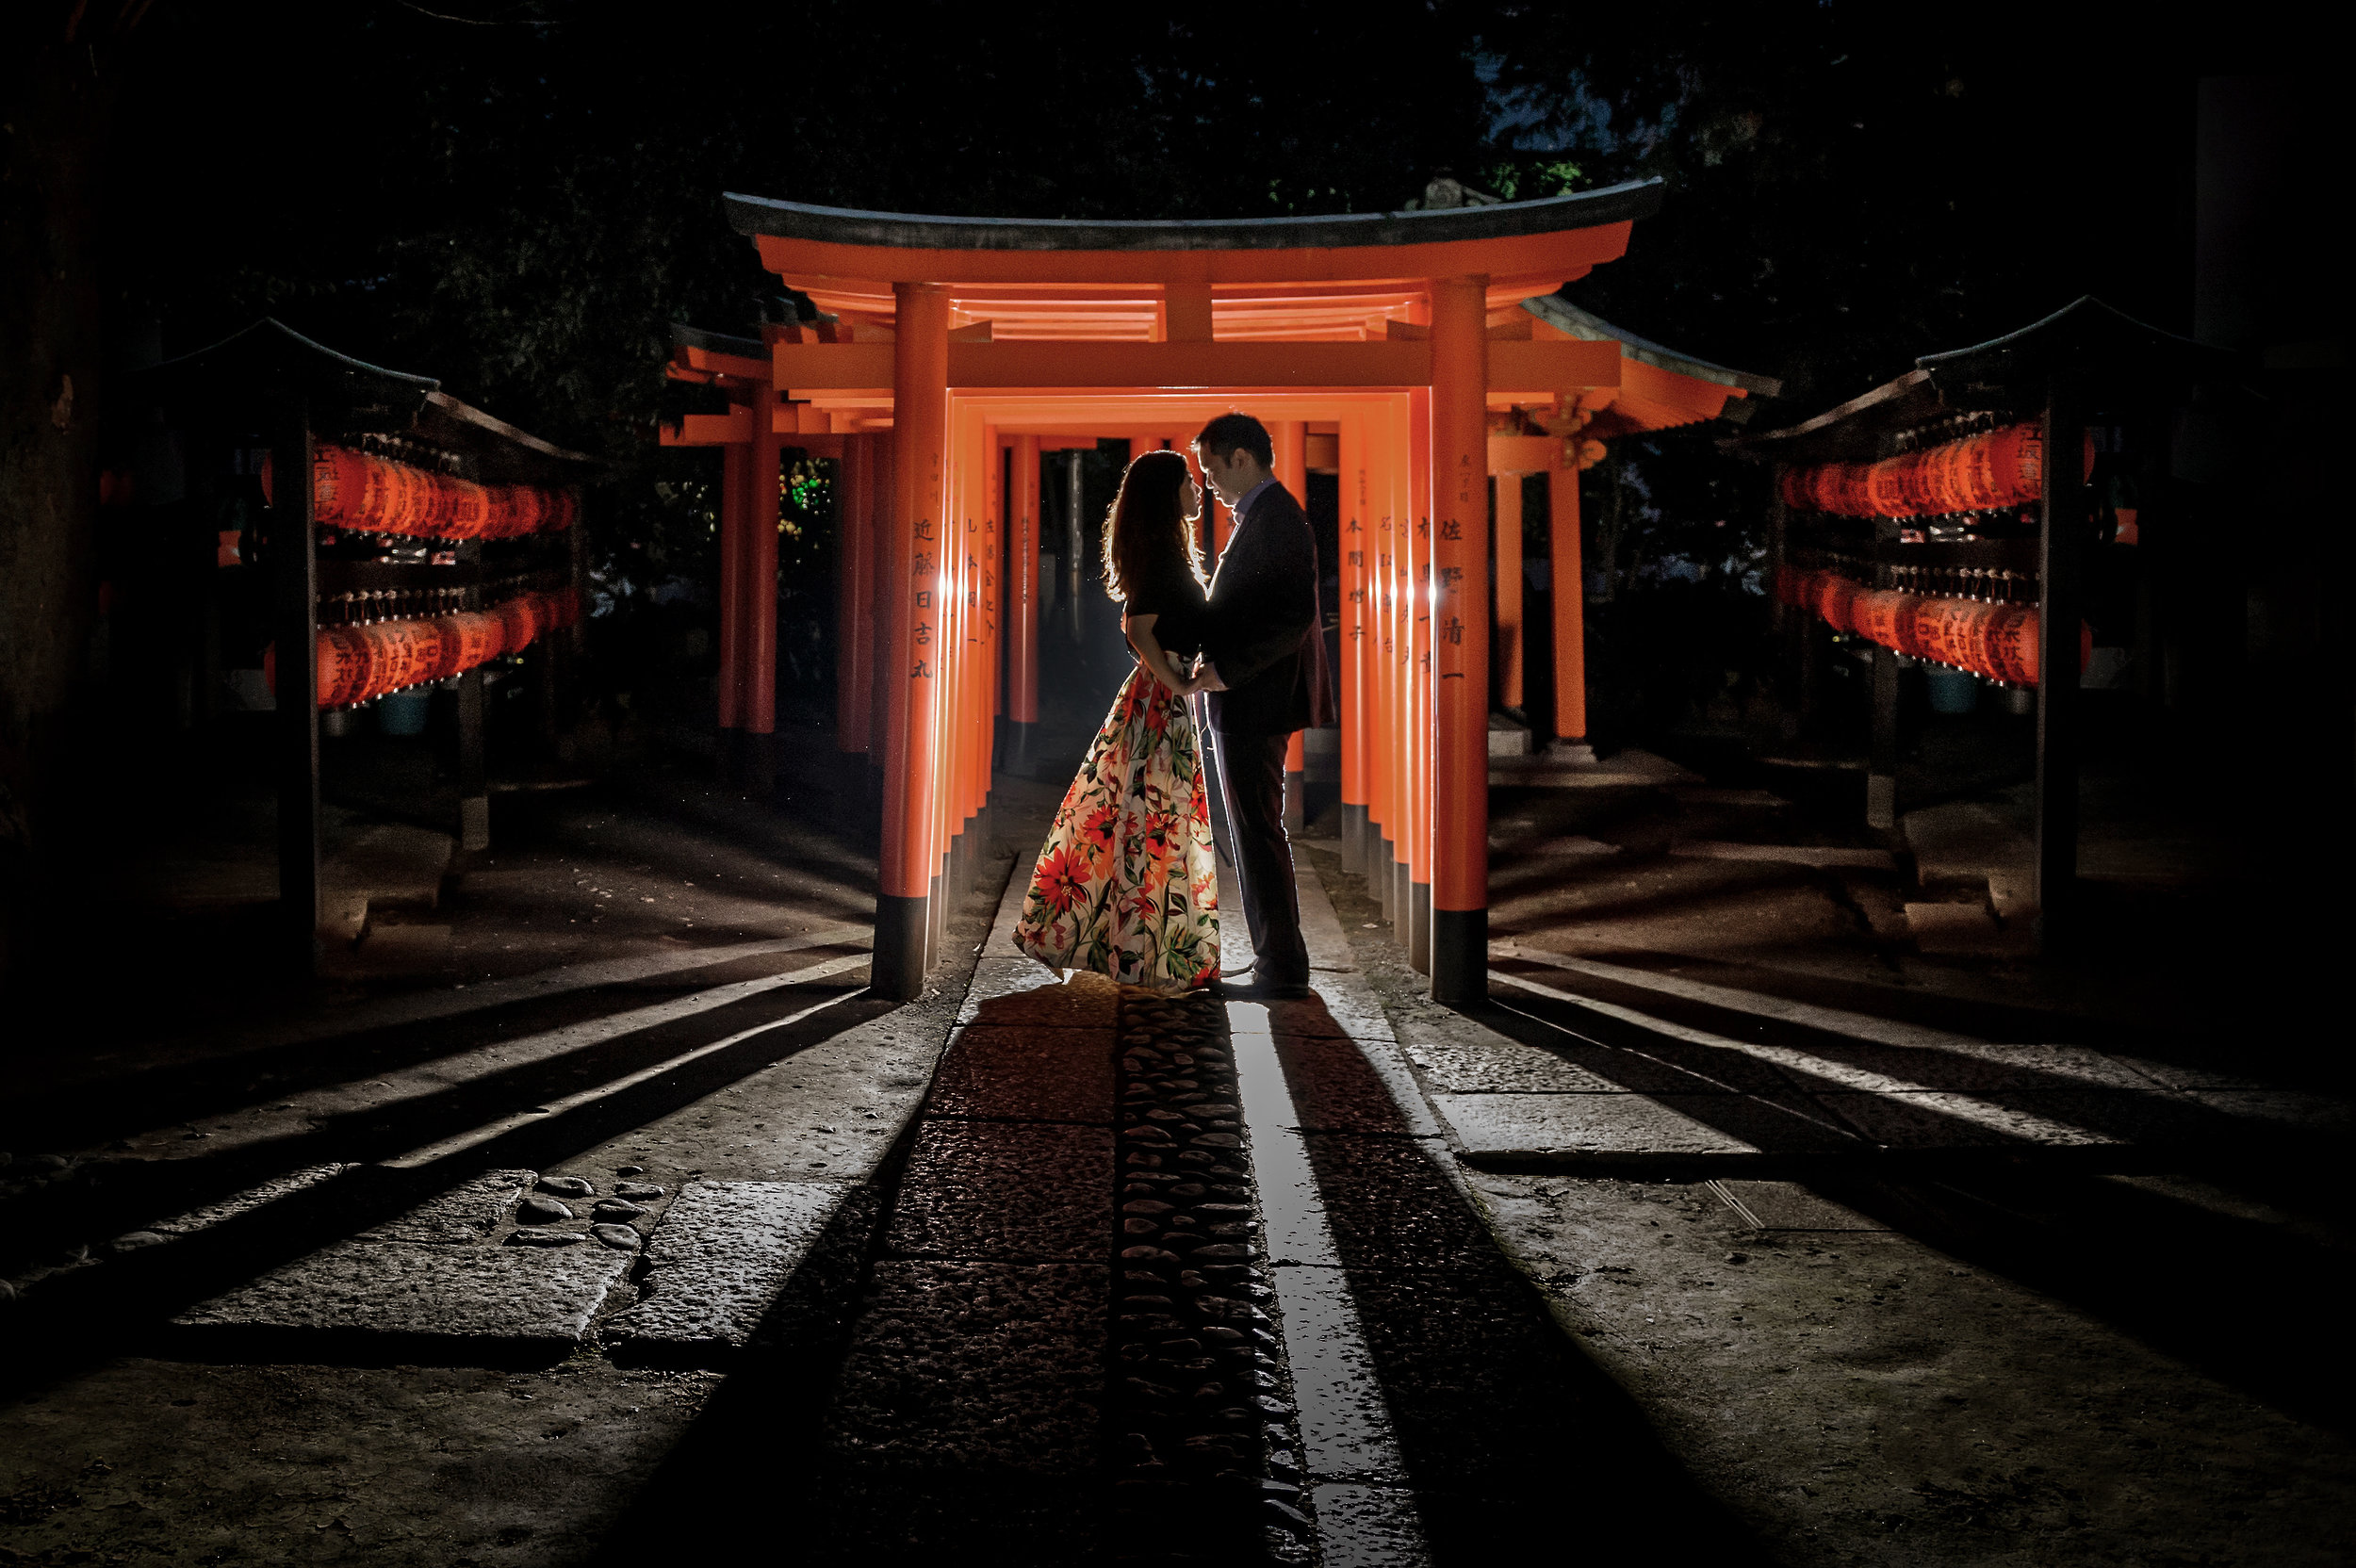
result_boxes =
[1107,987,1311,1564]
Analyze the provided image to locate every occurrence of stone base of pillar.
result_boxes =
[1430,906,1488,1004]
[872,890,930,1000]
[1284,769,1306,833]
[1546,738,1598,766]
[1408,880,1433,974]
[458,794,490,855]
[926,871,947,973]
[1866,772,1897,831]
[1005,719,1038,775]
[1338,803,1365,874]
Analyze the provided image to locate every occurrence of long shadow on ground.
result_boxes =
[1267,1002,1762,1563]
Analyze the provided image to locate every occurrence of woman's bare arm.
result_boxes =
[1122,612,1199,696]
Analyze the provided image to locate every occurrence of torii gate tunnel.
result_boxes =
[665,180,1762,1004]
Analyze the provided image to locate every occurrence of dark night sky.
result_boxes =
[98,3,2294,449]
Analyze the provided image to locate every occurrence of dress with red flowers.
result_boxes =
[1012,662,1219,991]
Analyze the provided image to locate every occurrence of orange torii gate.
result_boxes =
[695,181,1757,1004]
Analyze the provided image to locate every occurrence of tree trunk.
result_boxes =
[1,42,116,991]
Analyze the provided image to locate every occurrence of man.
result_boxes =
[1190,413,1334,999]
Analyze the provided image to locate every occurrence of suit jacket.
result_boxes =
[1202,480,1336,736]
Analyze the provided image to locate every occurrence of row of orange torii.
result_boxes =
[660,184,1778,1002]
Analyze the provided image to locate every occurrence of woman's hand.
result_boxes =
[1124,612,1198,697]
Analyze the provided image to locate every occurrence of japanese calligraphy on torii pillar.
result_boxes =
[1435,449,1477,682]
[911,514,936,678]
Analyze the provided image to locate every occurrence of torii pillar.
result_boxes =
[1272,418,1310,830]
[1429,277,1490,1004]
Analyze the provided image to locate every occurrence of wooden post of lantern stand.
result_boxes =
[2034,380,2086,952]
[1867,517,1902,832]
[563,494,589,757]
[1867,655,1901,831]
[270,394,322,976]
[1766,483,1808,742]
[455,533,489,853]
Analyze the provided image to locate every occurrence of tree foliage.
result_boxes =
[87,3,2258,734]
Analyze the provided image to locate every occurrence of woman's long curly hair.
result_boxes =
[1101,449,1207,605]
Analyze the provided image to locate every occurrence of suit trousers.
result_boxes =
[1211,727,1308,986]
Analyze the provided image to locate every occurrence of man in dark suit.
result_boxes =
[1191,413,1335,998]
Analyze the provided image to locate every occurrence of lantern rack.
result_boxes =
[127,318,605,976]
[1732,298,2233,951]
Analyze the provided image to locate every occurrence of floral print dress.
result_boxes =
[1013,612,1220,992]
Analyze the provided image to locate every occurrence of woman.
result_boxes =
[1011,449,1220,991]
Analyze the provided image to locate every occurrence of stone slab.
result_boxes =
[958,958,1121,1029]
[2114,1055,2271,1091]
[146,1163,356,1236]
[1762,1040,2159,1095]
[605,1179,844,1355]
[1905,901,2012,955]
[1401,1029,1654,1094]
[1669,786,1793,807]
[1487,835,1622,858]
[826,1261,1107,1475]
[1708,1179,1890,1233]
[610,1016,941,1184]
[1274,1265,1407,1485]
[884,1120,1112,1261]
[1299,1135,1503,1266]
[1309,1484,1430,1566]
[359,1169,534,1243]
[2185,1089,2356,1134]
[172,1238,627,1348]
[1432,1092,1856,1165]
[926,1024,1113,1125]
[1269,1035,1423,1135]
[1489,746,1700,789]
[1244,993,1396,1043]
[1669,841,1895,871]
[1483,972,1814,1096]
[1904,799,2033,890]
[1812,1090,2138,1150]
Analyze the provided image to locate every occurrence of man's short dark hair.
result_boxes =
[1193,413,1272,469]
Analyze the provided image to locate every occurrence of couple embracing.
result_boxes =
[1011,413,1333,997]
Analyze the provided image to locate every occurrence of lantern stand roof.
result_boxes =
[134,317,606,487]
[670,321,771,361]
[1523,294,1783,402]
[1728,297,2239,465]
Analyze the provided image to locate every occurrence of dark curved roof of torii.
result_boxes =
[724,180,1664,253]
